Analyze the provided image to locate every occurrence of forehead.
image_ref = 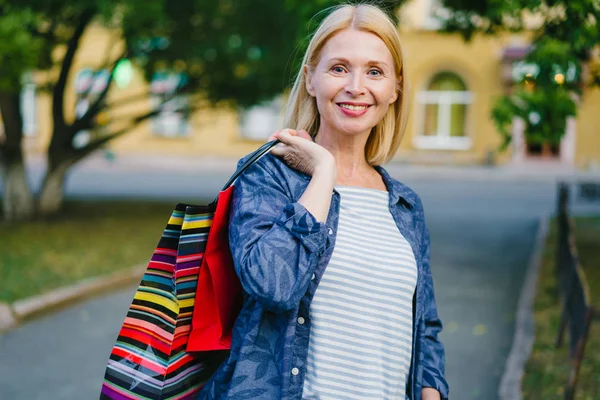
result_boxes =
[319,29,393,65]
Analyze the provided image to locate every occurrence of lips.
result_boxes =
[338,103,369,111]
[337,102,371,117]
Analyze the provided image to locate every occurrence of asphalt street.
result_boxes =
[1,159,596,399]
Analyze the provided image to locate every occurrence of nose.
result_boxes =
[344,72,366,97]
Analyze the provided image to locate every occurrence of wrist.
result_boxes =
[313,156,336,185]
[421,387,441,400]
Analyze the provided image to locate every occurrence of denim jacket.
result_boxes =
[198,153,449,400]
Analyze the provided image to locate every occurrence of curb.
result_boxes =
[498,216,550,400]
[0,264,145,333]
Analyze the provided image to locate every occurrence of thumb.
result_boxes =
[277,129,296,144]
[296,130,312,141]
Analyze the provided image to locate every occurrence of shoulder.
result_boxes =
[234,152,310,202]
[236,152,310,186]
[376,165,424,212]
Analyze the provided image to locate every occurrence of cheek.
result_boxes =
[374,84,398,106]
[313,83,341,113]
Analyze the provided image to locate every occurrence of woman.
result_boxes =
[199,3,448,399]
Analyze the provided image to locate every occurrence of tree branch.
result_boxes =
[70,109,163,164]
[103,95,206,127]
[52,8,96,133]
[69,52,126,134]
[73,76,199,134]
[105,77,202,109]
[71,103,203,165]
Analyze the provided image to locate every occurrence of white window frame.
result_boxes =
[414,89,473,150]
[239,96,283,141]
[150,73,190,138]
[151,95,190,138]
[21,73,37,136]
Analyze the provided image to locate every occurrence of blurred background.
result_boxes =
[0,0,599,399]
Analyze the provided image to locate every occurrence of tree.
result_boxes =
[0,4,42,220]
[0,0,408,221]
[436,0,600,152]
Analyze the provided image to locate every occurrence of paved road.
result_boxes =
[1,159,598,399]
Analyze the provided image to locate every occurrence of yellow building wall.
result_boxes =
[397,30,513,165]
[576,86,600,169]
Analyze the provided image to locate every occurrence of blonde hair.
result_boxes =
[284,3,409,165]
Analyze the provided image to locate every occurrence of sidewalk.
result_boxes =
[35,150,600,183]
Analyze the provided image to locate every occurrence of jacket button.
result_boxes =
[291,367,300,376]
[297,317,305,325]
[327,228,333,235]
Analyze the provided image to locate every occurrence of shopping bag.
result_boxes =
[186,185,239,351]
[100,140,278,399]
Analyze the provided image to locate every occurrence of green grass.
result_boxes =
[0,200,181,303]
[522,216,600,399]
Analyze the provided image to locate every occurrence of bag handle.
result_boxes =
[220,139,280,192]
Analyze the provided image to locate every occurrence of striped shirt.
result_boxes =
[302,186,418,400]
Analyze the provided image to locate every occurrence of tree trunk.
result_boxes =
[37,162,70,217]
[35,9,96,218]
[1,158,35,221]
[0,90,35,221]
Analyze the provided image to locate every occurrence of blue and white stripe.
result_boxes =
[302,186,418,400]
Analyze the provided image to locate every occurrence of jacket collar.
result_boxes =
[375,165,417,210]
[290,155,416,210]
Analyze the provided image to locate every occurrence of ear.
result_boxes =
[304,65,316,97]
[390,88,399,104]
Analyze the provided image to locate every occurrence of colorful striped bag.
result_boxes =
[100,140,278,400]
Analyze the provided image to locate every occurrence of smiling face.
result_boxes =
[305,28,399,141]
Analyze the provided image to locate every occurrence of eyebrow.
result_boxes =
[327,57,391,68]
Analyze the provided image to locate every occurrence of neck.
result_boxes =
[314,126,374,182]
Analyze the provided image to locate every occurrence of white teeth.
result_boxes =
[339,104,368,111]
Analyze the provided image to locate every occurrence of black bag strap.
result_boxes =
[220,139,280,191]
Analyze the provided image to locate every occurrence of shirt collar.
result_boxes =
[293,157,416,209]
[374,165,417,210]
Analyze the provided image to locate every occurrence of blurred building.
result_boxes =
[14,0,600,169]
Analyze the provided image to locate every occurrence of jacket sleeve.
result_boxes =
[228,158,328,313]
[420,221,450,399]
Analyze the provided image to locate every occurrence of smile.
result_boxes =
[338,103,370,111]
[337,103,371,117]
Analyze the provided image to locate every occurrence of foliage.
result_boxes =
[122,0,405,107]
[493,87,577,151]
[438,0,600,150]
[0,3,41,92]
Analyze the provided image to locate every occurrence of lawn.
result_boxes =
[0,200,183,303]
[522,216,600,399]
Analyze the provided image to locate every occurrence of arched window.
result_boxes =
[415,72,473,150]
[150,72,190,137]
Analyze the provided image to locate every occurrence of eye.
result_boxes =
[368,68,383,77]
[330,65,346,74]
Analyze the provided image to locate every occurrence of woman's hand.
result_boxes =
[268,129,336,223]
[269,129,335,181]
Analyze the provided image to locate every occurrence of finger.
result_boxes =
[268,129,282,142]
[269,142,287,156]
[296,130,311,140]
[277,129,295,143]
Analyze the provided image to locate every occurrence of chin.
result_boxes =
[336,122,377,137]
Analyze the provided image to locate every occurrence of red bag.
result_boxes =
[187,185,240,351]
[186,140,279,352]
